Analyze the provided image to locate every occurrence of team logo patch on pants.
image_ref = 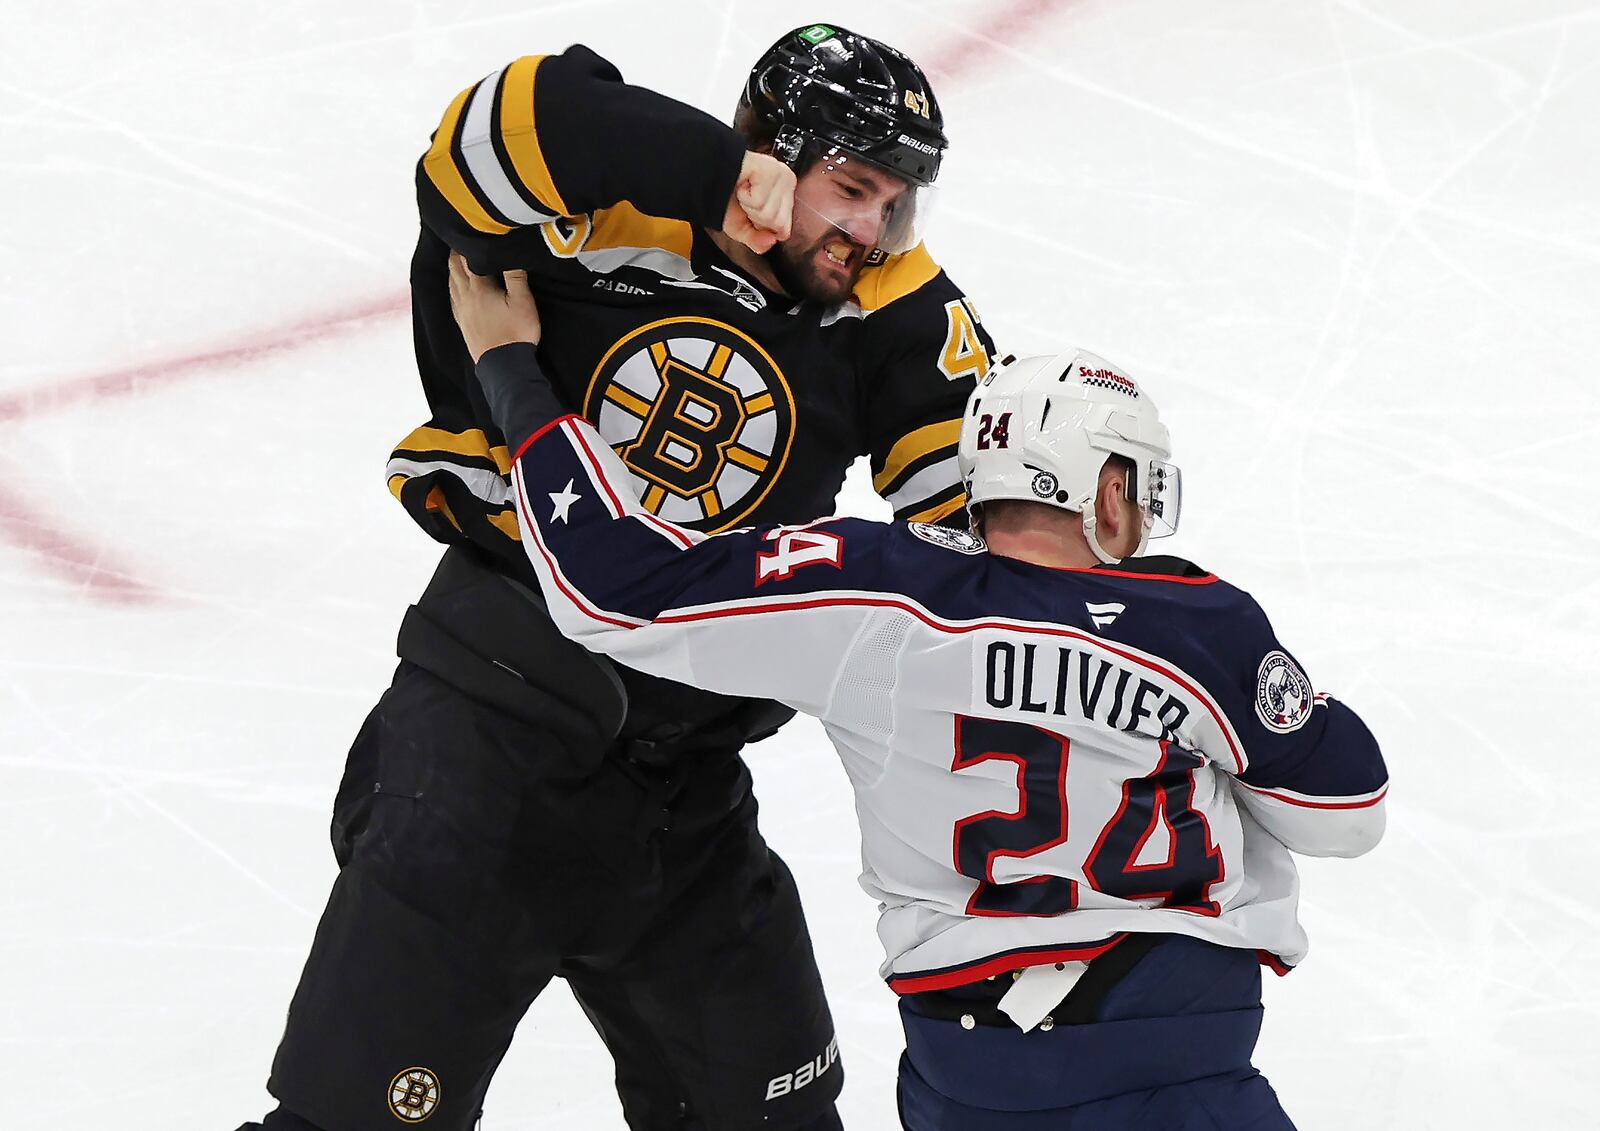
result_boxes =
[388,1067,440,1122]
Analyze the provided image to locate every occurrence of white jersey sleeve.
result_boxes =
[503,410,891,716]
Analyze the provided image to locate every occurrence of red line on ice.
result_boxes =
[0,292,407,425]
[0,0,1066,602]
[0,292,406,603]
[0,479,159,603]
[921,0,1069,83]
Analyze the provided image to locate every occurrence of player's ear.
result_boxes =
[1093,468,1127,540]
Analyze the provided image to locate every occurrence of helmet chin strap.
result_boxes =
[1081,511,1120,565]
[1082,508,1154,565]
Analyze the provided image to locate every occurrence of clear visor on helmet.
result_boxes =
[796,143,938,256]
[1142,459,1182,539]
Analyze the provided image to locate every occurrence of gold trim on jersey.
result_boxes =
[873,417,962,494]
[423,85,512,236]
[500,55,571,218]
[588,201,695,261]
[906,493,967,525]
[543,215,592,257]
[392,425,512,475]
[851,243,942,314]
[425,485,464,534]
[388,474,465,534]
[390,473,521,542]
[485,508,521,541]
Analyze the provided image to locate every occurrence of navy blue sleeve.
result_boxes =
[474,342,894,711]
[1206,593,1389,857]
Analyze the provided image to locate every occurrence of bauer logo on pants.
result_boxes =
[1254,651,1313,733]
[584,317,796,533]
[388,1067,440,1122]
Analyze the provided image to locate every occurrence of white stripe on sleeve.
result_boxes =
[460,69,560,226]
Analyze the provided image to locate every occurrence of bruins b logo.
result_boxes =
[585,317,795,531]
[388,1067,439,1122]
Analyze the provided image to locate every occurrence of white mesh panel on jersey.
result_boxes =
[830,610,914,745]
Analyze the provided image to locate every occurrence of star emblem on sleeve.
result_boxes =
[548,479,582,523]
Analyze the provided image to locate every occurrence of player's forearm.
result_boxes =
[418,46,745,246]
[474,343,568,451]
[472,345,866,709]
[474,344,693,645]
[1236,786,1387,858]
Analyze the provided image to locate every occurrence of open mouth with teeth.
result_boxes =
[821,237,861,270]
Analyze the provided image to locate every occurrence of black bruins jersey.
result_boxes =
[390,46,995,566]
[387,46,996,740]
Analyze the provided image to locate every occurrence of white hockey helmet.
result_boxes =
[957,349,1181,563]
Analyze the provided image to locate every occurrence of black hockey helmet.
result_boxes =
[740,23,947,187]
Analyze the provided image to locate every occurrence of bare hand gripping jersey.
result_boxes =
[476,349,1390,990]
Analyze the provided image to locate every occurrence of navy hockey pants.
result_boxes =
[896,935,1296,1130]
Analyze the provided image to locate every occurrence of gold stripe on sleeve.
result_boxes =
[587,201,695,261]
[392,425,512,475]
[500,55,572,218]
[906,493,967,525]
[873,418,962,493]
[422,84,513,236]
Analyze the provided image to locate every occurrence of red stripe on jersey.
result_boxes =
[513,413,582,461]
[635,511,696,549]
[1051,565,1219,585]
[1238,782,1389,810]
[513,464,640,631]
[887,935,1130,994]
[1257,949,1294,976]
[564,418,628,517]
[562,419,696,547]
[652,594,1247,773]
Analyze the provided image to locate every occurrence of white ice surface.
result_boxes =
[4,2,1598,1128]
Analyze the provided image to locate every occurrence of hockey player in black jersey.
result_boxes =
[241,24,995,1131]
[444,260,1389,1129]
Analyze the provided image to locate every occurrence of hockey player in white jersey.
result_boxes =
[447,258,1388,1129]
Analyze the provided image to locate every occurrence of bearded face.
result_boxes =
[764,155,910,305]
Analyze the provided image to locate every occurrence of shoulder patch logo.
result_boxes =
[909,522,986,555]
[585,317,796,533]
[388,1067,440,1122]
[1254,651,1313,733]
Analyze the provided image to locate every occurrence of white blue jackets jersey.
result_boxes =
[481,346,1390,990]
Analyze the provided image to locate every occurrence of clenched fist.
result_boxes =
[722,151,795,254]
